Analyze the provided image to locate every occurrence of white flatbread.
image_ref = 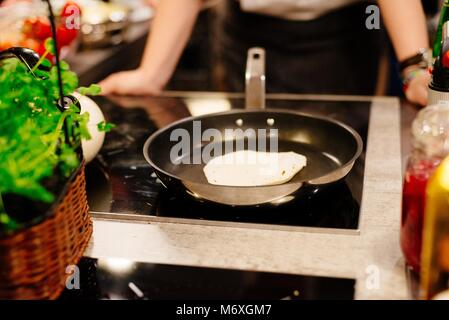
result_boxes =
[203,150,307,187]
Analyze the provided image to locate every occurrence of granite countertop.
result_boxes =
[84,93,406,300]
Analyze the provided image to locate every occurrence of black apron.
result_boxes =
[211,1,384,95]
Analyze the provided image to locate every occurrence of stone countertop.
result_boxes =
[84,93,406,300]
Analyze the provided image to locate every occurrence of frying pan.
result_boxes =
[144,48,363,206]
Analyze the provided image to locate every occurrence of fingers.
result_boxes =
[98,74,120,96]
[99,71,163,96]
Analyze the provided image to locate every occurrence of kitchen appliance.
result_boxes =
[85,92,369,230]
[60,257,355,300]
[143,48,363,206]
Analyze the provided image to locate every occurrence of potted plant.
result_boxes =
[0,38,111,299]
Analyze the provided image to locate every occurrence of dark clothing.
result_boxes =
[212,1,384,95]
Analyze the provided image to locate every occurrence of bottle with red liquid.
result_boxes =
[401,103,449,272]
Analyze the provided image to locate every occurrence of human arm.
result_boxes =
[100,0,204,95]
[378,0,431,106]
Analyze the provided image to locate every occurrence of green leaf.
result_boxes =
[41,59,52,69]
[60,61,70,70]
[44,38,56,55]
[78,112,92,140]
[97,121,116,132]
[61,70,78,93]
[34,69,49,79]
[0,213,18,232]
[78,84,102,96]
[0,56,113,234]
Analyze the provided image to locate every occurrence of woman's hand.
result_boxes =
[99,69,163,96]
[404,70,431,107]
[99,0,203,96]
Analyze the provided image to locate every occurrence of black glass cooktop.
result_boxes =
[86,95,370,230]
[59,257,355,300]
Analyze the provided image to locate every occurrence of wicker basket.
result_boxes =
[0,164,92,300]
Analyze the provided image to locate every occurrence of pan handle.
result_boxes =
[0,47,42,72]
[245,47,266,110]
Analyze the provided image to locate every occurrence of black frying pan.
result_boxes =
[143,48,363,206]
[144,109,362,206]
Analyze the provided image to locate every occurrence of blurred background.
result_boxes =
[0,0,442,95]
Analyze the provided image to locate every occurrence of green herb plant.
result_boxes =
[0,39,111,233]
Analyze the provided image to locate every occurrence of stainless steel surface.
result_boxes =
[91,211,361,236]
[81,20,130,47]
[80,1,130,47]
[142,51,364,206]
[245,47,266,110]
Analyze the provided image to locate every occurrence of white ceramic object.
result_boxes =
[73,92,105,163]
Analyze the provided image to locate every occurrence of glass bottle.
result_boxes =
[433,0,449,59]
[420,156,449,300]
[401,103,449,272]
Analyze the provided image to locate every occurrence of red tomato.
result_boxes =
[36,41,48,57]
[56,25,78,47]
[22,17,52,40]
[34,18,52,40]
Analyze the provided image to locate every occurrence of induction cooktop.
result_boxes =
[59,257,355,300]
[86,95,370,231]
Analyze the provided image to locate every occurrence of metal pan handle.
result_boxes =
[245,47,266,110]
[0,47,41,72]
